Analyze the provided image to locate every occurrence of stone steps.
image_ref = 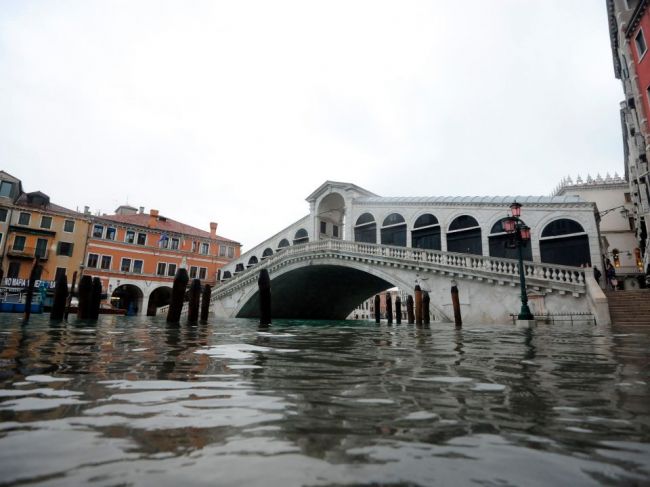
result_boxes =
[606,290,650,325]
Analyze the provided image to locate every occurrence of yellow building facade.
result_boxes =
[0,171,90,286]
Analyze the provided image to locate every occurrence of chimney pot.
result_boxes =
[139,206,144,214]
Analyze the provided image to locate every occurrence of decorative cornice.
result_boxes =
[625,0,650,38]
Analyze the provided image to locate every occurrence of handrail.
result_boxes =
[212,239,586,301]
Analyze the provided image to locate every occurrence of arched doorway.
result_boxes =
[447,215,482,255]
[489,218,532,260]
[354,213,377,243]
[411,213,441,250]
[147,286,172,316]
[540,218,590,266]
[381,213,407,247]
[317,192,345,239]
[112,284,144,316]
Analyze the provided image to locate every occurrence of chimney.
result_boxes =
[210,222,218,238]
[139,206,144,214]
[84,205,90,215]
[149,209,159,228]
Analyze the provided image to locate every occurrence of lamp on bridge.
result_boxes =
[503,201,534,321]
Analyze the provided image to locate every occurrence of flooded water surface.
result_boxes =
[0,315,649,486]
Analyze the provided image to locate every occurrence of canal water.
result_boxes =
[0,315,649,486]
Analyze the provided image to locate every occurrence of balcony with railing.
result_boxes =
[7,246,49,260]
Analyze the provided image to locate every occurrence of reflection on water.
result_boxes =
[0,315,649,486]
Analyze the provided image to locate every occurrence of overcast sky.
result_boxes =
[0,1,624,250]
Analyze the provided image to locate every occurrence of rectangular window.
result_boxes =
[57,241,74,256]
[93,224,104,238]
[87,253,99,268]
[171,237,180,250]
[0,208,7,222]
[636,29,647,58]
[120,258,132,272]
[0,181,13,197]
[320,221,327,234]
[133,259,143,274]
[227,246,234,258]
[64,220,75,232]
[189,266,198,279]
[13,235,26,251]
[18,212,31,225]
[157,262,167,276]
[40,216,52,229]
[201,242,209,255]
[125,230,135,244]
[137,233,147,245]
[167,263,177,277]
[199,267,207,280]
[55,267,66,280]
[106,227,117,241]
[219,245,226,257]
[100,255,112,270]
[8,261,20,278]
[333,224,339,238]
[35,238,48,258]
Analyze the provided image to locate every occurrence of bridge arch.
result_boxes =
[447,215,482,255]
[234,257,448,321]
[539,218,591,266]
[354,213,377,243]
[411,212,441,250]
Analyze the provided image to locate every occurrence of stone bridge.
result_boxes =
[210,239,608,324]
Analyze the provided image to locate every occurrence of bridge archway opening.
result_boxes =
[412,213,441,250]
[262,248,274,260]
[540,218,590,266]
[112,284,143,315]
[293,228,309,245]
[247,256,259,267]
[147,286,172,316]
[381,213,407,247]
[222,271,232,280]
[354,213,377,243]
[489,218,532,260]
[277,239,290,251]
[317,192,345,239]
[447,215,482,255]
[237,264,394,320]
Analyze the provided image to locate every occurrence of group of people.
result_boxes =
[593,261,618,291]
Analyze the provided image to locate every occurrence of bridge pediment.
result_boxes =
[305,180,378,204]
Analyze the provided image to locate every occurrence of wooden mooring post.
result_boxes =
[423,291,430,325]
[385,292,393,325]
[200,284,212,322]
[77,275,93,320]
[258,269,271,327]
[50,273,68,321]
[167,268,189,323]
[64,271,77,320]
[395,296,402,324]
[407,295,414,324]
[23,257,41,323]
[374,294,381,324]
[414,285,423,326]
[451,280,462,327]
[187,279,201,323]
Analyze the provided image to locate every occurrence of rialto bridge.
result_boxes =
[211,181,610,325]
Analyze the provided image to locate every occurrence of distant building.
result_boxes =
[0,171,90,287]
[553,173,643,287]
[84,205,241,315]
[606,0,650,278]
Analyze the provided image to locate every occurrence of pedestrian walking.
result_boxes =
[593,266,602,286]
[606,263,618,291]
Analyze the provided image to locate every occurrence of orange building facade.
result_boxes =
[84,205,240,315]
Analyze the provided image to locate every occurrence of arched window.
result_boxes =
[235,263,245,273]
[488,218,532,260]
[293,228,309,245]
[354,213,377,243]
[262,248,274,259]
[381,213,406,247]
[247,256,258,267]
[277,239,290,252]
[222,271,232,280]
[411,213,441,250]
[447,215,482,255]
[540,218,590,266]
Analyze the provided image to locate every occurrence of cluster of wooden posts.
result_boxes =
[373,284,463,327]
[166,268,212,324]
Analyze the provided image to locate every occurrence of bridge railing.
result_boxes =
[212,239,586,301]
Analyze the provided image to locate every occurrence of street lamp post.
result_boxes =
[504,202,534,321]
